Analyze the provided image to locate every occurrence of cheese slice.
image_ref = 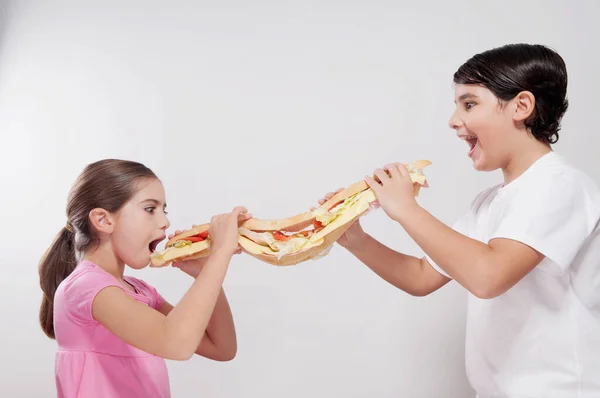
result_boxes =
[309,189,376,243]
[238,234,326,258]
[150,240,210,266]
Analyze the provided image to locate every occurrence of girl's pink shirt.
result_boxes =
[52,260,170,397]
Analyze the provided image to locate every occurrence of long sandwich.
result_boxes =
[150,160,431,267]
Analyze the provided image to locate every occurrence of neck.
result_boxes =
[502,135,552,185]
[83,242,126,281]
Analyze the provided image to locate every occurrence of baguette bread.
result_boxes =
[150,160,431,267]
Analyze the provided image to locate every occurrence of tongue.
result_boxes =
[469,141,477,156]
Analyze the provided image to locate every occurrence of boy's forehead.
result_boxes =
[454,84,489,100]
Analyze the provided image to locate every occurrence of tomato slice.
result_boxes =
[183,236,205,242]
[327,200,343,211]
[313,220,323,229]
[273,231,292,241]
[182,230,209,242]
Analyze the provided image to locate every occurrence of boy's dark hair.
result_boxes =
[38,159,157,339]
[453,43,569,144]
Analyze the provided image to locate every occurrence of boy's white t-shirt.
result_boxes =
[427,151,600,398]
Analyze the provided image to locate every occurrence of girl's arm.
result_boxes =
[344,231,451,296]
[92,207,247,361]
[158,288,237,361]
[93,249,234,360]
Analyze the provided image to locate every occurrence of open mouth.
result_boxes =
[463,136,478,156]
[149,237,165,254]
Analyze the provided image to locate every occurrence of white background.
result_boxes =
[1,1,598,397]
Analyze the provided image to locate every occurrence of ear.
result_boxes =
[512,91,535,122]
[89,208,115,234]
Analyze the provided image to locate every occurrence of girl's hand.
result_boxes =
[312,188,368,250]
[168,229,243,278]
[209,206,251,256]
[364,163,419,222]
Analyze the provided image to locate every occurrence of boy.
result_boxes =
[320,43,600,397]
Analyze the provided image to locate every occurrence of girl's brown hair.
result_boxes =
[38,159,157,339]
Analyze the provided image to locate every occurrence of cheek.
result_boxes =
[113,216,144,248]
[463,110,488,132]
[464,112,499,145]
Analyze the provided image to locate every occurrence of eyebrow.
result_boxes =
[455,93,479,103]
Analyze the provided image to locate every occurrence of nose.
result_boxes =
[448,109,462,131]
[160,213,170,231]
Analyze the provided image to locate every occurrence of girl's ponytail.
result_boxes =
[38,226,77,339]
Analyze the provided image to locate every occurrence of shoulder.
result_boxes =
[63,261,122,296]
[519,152,600,210]
[61,261,124,321]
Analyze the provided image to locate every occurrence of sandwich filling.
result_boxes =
[239,189,373,258]
[169,230,209,248]
[150,230,210,266]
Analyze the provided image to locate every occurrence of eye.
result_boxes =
[145,206,156,214]
[464,101,476,110]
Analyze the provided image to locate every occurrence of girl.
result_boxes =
[318,44,600,397]
[38,159,250,398]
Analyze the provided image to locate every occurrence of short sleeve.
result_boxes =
[64,269,122,323]
[152,288,166,310]
[490,175,600,275]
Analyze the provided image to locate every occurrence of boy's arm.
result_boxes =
[345,232,451,296]
[399,206,544,299]
[364,163,546,299]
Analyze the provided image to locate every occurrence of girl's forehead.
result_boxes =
[133,178,166,203]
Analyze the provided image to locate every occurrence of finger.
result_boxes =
[238,212,252,221]
[384,163,402,180]
[372,168,389,184]
[395,162,408,177]
[364,175,381,193]
[231,206,248,216]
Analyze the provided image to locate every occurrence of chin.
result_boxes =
[473,160,490,171]
[125,256,151,270]
[471,155,498,172]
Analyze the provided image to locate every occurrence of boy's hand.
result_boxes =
[313,188,369,250]
[364,162,420,222]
